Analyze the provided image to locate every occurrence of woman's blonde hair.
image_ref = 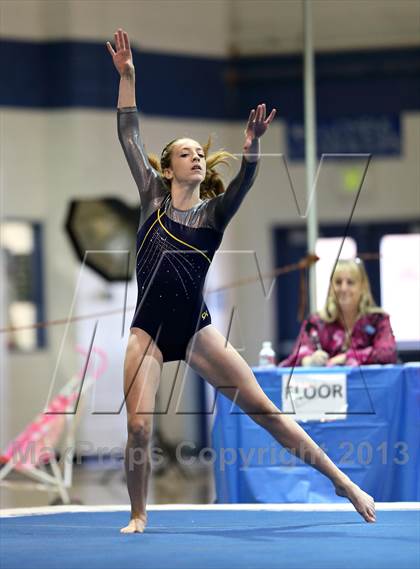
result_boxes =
[320,258,384,323]
[148,136,236,199]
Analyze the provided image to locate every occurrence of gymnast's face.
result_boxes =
[163,138,206,186]
[332,269,363,313]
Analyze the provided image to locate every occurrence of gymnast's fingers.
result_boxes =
[265,108,277,124]
[106,41,116,57]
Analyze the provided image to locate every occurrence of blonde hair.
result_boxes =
[148,136,236,199]
[320,258,384,323]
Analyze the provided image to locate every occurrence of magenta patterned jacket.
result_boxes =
[280,312,397,367]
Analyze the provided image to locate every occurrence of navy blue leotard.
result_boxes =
[118,107,258,362]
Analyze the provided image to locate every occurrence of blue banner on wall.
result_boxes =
[286,114,401,160]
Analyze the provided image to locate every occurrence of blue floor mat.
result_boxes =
[1,509,419,569]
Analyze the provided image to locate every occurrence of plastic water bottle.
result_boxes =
[259,341,276,367]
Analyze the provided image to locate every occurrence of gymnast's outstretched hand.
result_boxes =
[243,103,276,161]
[106,28,134,77]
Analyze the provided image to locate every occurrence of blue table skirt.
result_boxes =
[212,364,420,503]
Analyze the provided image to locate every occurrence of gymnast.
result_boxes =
[106,28,376,533]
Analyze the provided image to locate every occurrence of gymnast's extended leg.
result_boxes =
[185,325,376,523]
[120,328,163,533]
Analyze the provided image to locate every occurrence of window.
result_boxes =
[380,234,420,347]
[1,221,45,351]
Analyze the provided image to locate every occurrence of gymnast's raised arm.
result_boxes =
[210,104,276,232]
[106,29,166,220]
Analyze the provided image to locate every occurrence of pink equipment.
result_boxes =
[0,345,108,504]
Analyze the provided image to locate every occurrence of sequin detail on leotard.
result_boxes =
[131,195,222,362]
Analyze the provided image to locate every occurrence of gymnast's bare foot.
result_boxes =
[120,513,147,533]
[335,480,376,523]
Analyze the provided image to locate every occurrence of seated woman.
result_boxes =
[280,258,397,367]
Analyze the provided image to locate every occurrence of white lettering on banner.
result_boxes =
[281,373,348,422]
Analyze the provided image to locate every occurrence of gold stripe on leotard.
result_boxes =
[136,214,160,262]
[157,208,211,264]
